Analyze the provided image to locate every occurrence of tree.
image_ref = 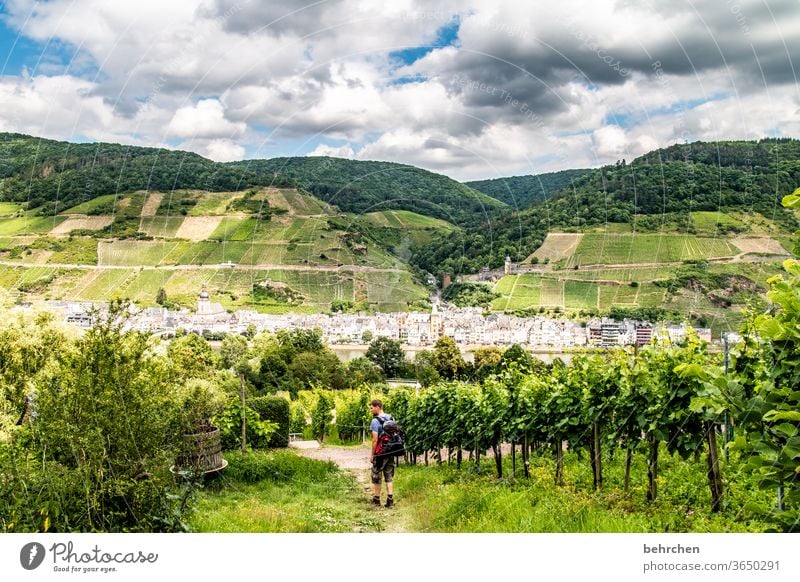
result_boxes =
[220,334,248,370]
[311,390,334,441]
[167,333,219,380]
[288,350,347,391]
[500,344,534,372]
[275,328,324,360]
[258,350,290,393]
[365,337,406,378]
[156,287,167,306]
[347,357,384,386]
[0,310,66,425]
[26,301,189,531]
[433,336,466,380]
[472,346,503,380]
[413,350,440,387]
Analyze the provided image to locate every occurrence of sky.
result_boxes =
[0,0,798,181]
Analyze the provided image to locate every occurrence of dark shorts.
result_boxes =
[371,456,395,484]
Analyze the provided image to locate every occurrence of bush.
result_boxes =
[216,396,278,451]
[249,395,291,448]
[6,302,194,532]
[223,450,338,484]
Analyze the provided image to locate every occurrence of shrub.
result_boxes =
[223,450,338,484]
[249,395,291,447]
[10,301,193,532]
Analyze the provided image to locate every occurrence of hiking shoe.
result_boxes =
[372,496,381,507]
[384,497,394,509]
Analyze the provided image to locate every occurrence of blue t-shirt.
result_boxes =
[370,413,393,436]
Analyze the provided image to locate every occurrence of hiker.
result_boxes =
[369,399,395,508]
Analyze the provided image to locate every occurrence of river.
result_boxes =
[329,344,576,364]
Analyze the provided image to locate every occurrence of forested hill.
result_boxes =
[229,157,507,226]
[466,168,592,209]
[0,133,293,214]
[0,134,504,227]
[551,139,800,222]
[412,138,800,276]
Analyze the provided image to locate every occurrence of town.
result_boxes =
[48,285,714,350]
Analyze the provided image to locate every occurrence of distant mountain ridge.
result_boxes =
[229,156,506,226]
[466,168,592,209]
[0,133,503,227]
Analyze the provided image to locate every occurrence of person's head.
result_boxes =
[369,399,383,416]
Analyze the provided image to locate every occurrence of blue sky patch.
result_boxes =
[603,92,732,129]
[0,16,40,75]
[389,17,460,66]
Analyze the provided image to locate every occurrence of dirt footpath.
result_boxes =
[296,444,371,473]
[295,444,412,532]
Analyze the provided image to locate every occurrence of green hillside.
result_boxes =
[0,185,432,313]
[413,139,800,277]
[230,156,506,225]
[466,168,591,209]
[0,133,293,215]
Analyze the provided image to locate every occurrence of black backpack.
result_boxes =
[374,415,406,458]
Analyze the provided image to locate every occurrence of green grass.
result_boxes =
[690,211,746,234]
[0,265,85,298]
[539,278,564,306]
[98,241,191,266]
[364,270,427,308]
[393,445,770,532]
[173,242,223,265]
[564,280,597,309]
[493,274,519,295]
[209,217,260,241]
[61,194,119,215]
[364,210,454,230]
[189,445,772,533]
[0,216,67,235]
[0,202,23,216]
[492,274,542,311]
[188,450,381,533]
[125,270,174,304]
[190,191,243,216]
[278,190,330,215]
[551,266,676,282]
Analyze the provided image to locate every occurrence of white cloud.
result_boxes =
[167,99,245,139]
[1,1,798,180]
[307,143,356,158]
[200,138,245,162]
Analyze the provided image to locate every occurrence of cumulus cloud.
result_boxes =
[167,99,245,139]
[199,138,246,162]
[308,143,356,158]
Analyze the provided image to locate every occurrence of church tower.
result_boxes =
[197,284,211,315]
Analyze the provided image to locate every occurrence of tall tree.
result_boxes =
[433,336,467,380]
[365,337,406,378]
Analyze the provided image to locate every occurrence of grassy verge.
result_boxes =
[390,445,771,532]
[188,450,381,532]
